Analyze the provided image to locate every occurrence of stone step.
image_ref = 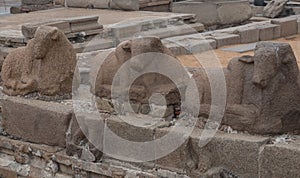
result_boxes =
[73,38,115,53]
[21,15,103,39]
[163,34,217,55]
[22,0,53,5]
[0,95,299,178]
[66,0,110,9]
[0,30,27,45]
[139,0,171,8]
[1,97,74,147]
[118,22,204,42]
[10,4,62,14]
[172,0,253,27]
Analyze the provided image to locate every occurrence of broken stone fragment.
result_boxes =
[80,146,96,162]
[263,0,288,18]
[66,117,103,161]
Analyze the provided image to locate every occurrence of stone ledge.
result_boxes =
[0,120,299,178]
[271,18,298,37]
[1,97,73,147]
[153,128,270,178]
[259,142,300,178]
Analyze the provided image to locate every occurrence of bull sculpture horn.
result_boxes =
[50,28,59,41]
[121,40,131,51]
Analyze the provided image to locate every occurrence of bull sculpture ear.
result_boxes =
[122,40,131,51]
[51,28,59,41]
[238,55,254,64]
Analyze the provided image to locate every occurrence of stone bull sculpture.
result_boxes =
[224,42,300,134]
[189,42,300,134]
[91,37,182,116]
[1,26,76,96]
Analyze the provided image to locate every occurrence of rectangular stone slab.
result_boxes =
[22,0,53,5]
[221,43,256,53]
[213,33,240,48]
[66,0,110,9]
[0,166,17,178]
[139,0,171,8]
[191,130,269,178]
[21,16,101,38]
[172,1,252,26]
[153,128,269,178]
[259,143,300,178]
[163,35,216,55]
[70,22,103,33]
[256,24,280,41]
[271,18,298,37]
[66,16,99,24]
[1,97,73,147]
[238,27,259,44]
[22,20,71,38]
[109,0,139,11]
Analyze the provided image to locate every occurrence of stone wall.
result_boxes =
[0,96,299,177]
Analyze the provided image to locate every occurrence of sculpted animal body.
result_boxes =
[1,26,76,96]
[94,37,173,88]
[92,37,180,106]
[224,42,300,134]
[251,42,300,133]
[189,42,300,134]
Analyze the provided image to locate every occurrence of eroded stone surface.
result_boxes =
[92,37,181,116]
[66,115,103,162]
[2,97,73,147]
[1,26,77,97]
[260,143,300,178]
[224,42,300,134]
[263,0,288,18]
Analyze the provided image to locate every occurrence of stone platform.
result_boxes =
[0,96,299,177]
[0,8,202,55]
[0,7,179,31]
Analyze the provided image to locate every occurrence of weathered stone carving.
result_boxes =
[1,26,76,97]
[91,38,299,134]
[92,37,181,117]
[224,42,300,134]
[188,42,300,134]
[263,0,288,18]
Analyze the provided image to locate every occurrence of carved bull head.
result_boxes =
[251,42,299,89]
[32,26,59,59]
